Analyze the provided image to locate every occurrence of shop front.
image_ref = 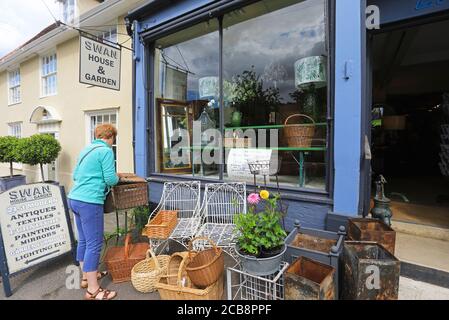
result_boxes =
[126,0,366,232]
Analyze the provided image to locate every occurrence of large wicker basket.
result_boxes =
[185,237,224,288]
[283,114,316,148]
[142,210,178,239]
[103,234,149,283]
[111,182,149,210]
[156,251,223,300]
[131,249,170,293]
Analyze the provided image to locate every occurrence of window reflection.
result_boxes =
[153,0,328,190]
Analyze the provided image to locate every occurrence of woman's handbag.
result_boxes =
[104,189,115,214]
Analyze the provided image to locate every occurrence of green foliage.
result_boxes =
[235,212,261,256]
[17,134,61,166]
[132,205,151,233]
[234,193,287,257]
[0,136,21,177]
[232,67,281,125]
[0,136,20,163]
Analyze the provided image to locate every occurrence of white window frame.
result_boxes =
[62,0,77,24]
[40,51,58,97]
[7,68,21,105]
[96,20,119,48]
[85,109,119,166]
[8,122,23,170]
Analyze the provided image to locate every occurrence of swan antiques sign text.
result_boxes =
[79,35,121,91]
[0,183,75,296]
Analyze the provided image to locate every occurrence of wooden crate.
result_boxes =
[348,218,396,255]
[342,241,401,300]
[285,257,335,300]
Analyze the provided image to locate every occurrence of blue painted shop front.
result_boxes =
[127,0,365,232]
[127,0,449,232]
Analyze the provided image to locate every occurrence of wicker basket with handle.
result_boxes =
[111,182,149,210]
[166,252,193,286]
[142,210,178,239]
[185,237,224,288]
[131,249,170,293]
[155,251,223,300]
[283,114,316,148]
[103,234,149,283]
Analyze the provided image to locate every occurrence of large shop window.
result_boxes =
[153,0,328,191]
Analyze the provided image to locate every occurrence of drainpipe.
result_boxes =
[130,19,137,173]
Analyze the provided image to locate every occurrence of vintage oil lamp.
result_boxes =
[371,175,393,226]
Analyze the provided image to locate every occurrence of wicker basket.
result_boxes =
[186,237,224,288]
[142,210,178,239]
[103,234,149,283]
[156,251,223,300]
[111,182,148,210]
[131,249,170,293]
[166,252,193,286]
[283,114,316,148]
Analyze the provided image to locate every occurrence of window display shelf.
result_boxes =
[224,123,327,130]
[182,146,326,151]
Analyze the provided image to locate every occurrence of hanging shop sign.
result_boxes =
[0,183,76,297]
[79,34,121,91]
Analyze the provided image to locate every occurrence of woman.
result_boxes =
[68,124,121,300]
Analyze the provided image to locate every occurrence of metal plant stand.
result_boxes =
[227,262,289,300]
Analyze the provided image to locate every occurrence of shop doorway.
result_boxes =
[369,17,449,270]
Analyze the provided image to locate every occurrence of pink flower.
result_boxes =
[247,193,260,205]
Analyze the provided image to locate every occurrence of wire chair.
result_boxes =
[146,181,201,251]
[194,182,247,257]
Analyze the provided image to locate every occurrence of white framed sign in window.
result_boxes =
[227,148,277,183]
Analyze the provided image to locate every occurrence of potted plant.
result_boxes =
[17,134,61,183]
[231,67,281,127]
[234,190,287,276]
[0,136,26,192]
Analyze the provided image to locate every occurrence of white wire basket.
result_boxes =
[226,262,289,300]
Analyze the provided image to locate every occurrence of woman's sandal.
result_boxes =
[80,271,109,289]
[85,287,117,300]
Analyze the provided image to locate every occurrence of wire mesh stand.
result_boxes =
[226,262,289,300]
[247,160,280,193]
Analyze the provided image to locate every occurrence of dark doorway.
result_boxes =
[371,18,449,230]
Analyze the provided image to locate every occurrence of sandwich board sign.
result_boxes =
[79,34,121,91]
[0,183,76,297]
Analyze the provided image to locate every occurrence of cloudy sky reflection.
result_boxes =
[160,0,326,104]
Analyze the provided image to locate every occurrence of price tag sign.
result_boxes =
[227,149,274,182]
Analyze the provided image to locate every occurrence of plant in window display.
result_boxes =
[231,67,282,127]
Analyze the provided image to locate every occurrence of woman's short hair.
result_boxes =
[95,124,118,140]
